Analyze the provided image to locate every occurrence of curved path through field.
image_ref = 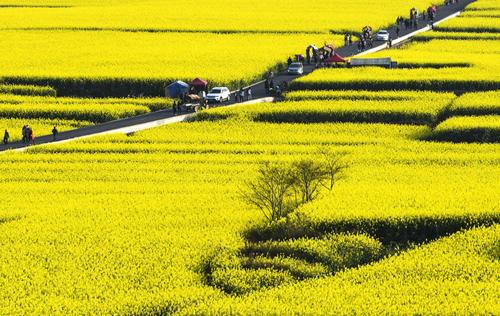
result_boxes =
[0,0,474,152]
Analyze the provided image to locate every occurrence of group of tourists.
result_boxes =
[304,42,337,67]
[357,26,374,52]
[263,70,287,98]
[21,125,35,144]
[394,4,439,37]
[1,125,59,146]
[234,87,252,103]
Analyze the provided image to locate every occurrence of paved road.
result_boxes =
[0,0,474,152]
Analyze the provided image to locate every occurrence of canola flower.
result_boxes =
[0,0,498,314]
[428,115,500,142]
[450,90,500,116]
[196,96,454,125]
[0,0,444,33]
[185,225,500,315]
[0,118,498,314]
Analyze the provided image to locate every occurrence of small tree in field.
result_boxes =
[242,162,296,223]
[291,159,326,205]
[243,152,349,223]
[319,147,348,191]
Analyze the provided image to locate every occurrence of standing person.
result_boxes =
[21,125,27,143]
[234,90,240,103]
[247,87,252,100]
[27,127,34,145]
[239,88,245,102]
[282,81,289,92]
[172,101,177,115]
[3,129,9,145]
[287,56,293,66]
[52,126,58,141]
[275,86,282,99]
[264,79,270,94]
[348,34,353,46]
[344,34,348,47]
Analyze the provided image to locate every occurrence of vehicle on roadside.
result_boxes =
[206,87,231,103]
[375,30,390,41]
[287,62,304,75]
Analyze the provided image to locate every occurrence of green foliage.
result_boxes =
[188,225,500,315]
[450,90,500,116]
[202,233,383,295]
[0,83,56,96]
[241,255,328,279]
[427,115,500,143]
[197,96,454,125]
[243,233,383,271]
[0,94,167,123]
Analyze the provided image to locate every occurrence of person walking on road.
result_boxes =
[3,130,9,145]
[52,126,58,141]
[239,88,245,102]
[26,126,34,145]
[247,88,252,100]
[21,125,27,143]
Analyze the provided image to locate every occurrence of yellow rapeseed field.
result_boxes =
[0,119,498,314]
[0,0,498,314]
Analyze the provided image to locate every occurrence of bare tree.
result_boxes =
[291,159,326,204]
[242,162,296,223]
[318,147,348,191]
[243,153,349,223]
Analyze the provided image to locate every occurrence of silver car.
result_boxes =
[206,87,231,103]
[287,62,304,75]
[375,30,390,41]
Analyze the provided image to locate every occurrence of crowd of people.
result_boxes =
[263,70,288,99]
[357,26,374,52]
[234,87,253,103]
[1,125,59,146]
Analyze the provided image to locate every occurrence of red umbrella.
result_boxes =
[190,78,208,90]
[325,53,347,63]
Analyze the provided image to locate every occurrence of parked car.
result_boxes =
[287,62,304,75]
[206,87,230,102]
[375,30,390,41]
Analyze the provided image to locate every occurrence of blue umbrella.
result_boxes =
[166,80,189,98]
